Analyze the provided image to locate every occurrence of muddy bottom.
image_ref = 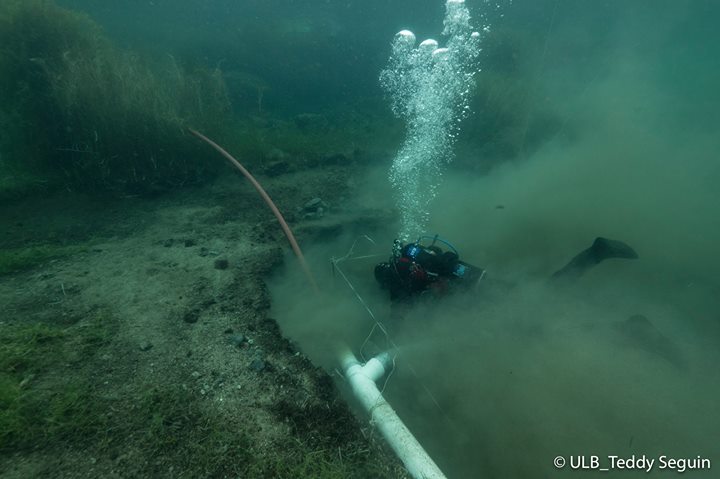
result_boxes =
[0,167,407,478]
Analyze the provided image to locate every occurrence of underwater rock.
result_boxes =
[214,258,229,270]
[304,198,322,209]
[249,358,266,372]
[300,197,330,220]
[263,148,293,177]
[199,247,219,257]
[302,198,329,212]
[264,160,290,177]
[228,334,247,348]
[139,341,153,352]
[183,309,200,324]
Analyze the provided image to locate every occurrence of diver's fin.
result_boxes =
[590,237,638,262]
[552,237,638,280]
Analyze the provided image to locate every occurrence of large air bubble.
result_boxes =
[380,0,484,240]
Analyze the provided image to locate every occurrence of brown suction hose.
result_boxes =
[189,128,319,293]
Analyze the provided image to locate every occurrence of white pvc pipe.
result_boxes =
[340,349,447,479]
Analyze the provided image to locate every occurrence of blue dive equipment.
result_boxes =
[415,234,460,256]
[453,263,467,277]
[406,244,422,259]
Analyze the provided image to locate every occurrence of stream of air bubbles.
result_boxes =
[380,0,486,240]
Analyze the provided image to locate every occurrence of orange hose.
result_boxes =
[189,128,319,293]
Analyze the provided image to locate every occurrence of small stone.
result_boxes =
[191,371,202,379]
[139,342,153,352]
[214,259,229,270]
[249,358,266,372]
[264,160,290,177]
[266,147,289,162]
[304,198,322,210]
[228,334,246,347]
[223,327,234,334]
[183,310,199,323]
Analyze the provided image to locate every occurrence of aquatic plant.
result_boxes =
[0,0,231,193]
[0,312,113,452]
[0,243,88,276]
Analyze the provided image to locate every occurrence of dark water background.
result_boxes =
[49,1,720,478]
[55,0,720,161]
[58,0,456,114]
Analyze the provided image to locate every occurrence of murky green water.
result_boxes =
[4,1,719,477]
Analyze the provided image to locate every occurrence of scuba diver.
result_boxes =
[374,235,638,303]
[374,235,484,302]
[373,236,687,371]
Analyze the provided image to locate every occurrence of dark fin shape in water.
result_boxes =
[614,314,686,370]
[552,237,638,280]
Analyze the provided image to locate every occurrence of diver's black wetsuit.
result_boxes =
[551,237,638,281]
[375,236,637,303]
[374,239,485,302]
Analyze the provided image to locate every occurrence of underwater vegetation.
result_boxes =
[0,243,88,276]
[0,310,114,452]
[0,309,248,471]
[0,0,231,195]
[0,0,564,195]
[0,309,398,477]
